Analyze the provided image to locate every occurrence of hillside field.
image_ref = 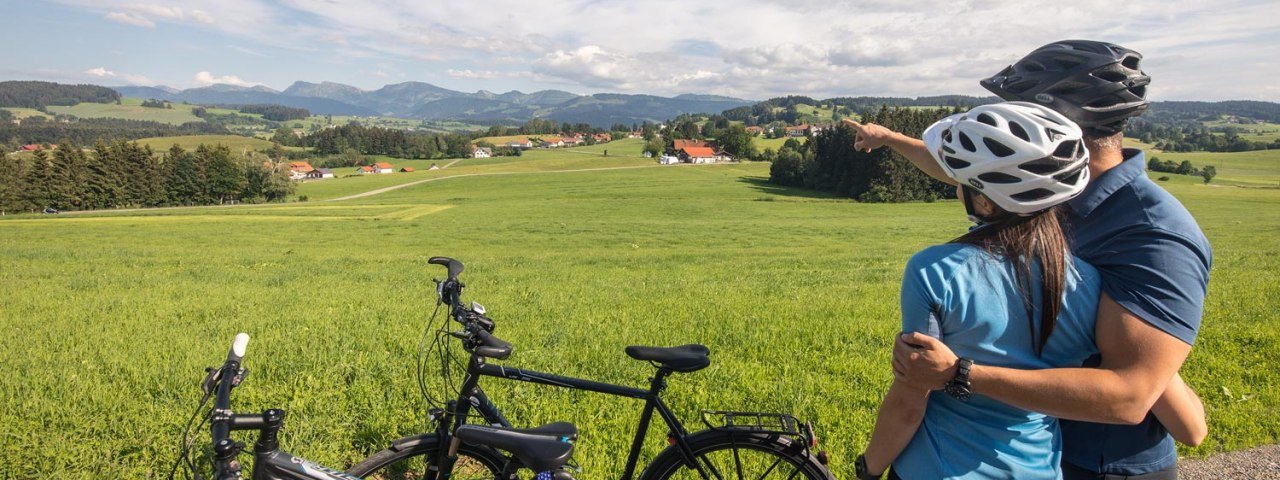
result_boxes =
[1,143,1278,478]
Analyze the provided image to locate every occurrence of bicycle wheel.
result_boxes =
[347,433,512,480]
[639,430,832,480]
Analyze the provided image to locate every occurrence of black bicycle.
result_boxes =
[172,333,580,480]
[345,257,833,480]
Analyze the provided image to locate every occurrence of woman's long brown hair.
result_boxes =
[952,198,1070,356]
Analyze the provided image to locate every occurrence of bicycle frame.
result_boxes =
[433,352,709,480]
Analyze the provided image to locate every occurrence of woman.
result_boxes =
[854,102,1206,480]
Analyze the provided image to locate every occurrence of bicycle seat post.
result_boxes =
[648,368,672,396]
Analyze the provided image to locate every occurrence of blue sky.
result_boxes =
[2,0,1277,101]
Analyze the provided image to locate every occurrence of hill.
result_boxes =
[111,81,753,127]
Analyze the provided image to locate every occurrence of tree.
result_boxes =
[1201,165,1217,184]
[1176,160,1194,175]
[198,145,245,204]
[716,124,757,160]
[0,150,23,214]
[242,162,294,203]
[165,145,205,205]
[20,150,56,212]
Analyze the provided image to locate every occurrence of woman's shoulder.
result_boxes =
[908,243,993,271]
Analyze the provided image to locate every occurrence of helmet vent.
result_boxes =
[944,156,971,169]
[1120,55,1141,70]
[1055,167,1085,185]
[1049,82,1086,95]
[1011,188,1054,202]
[942,145,956,154]
[1009,122,1030,142]
[1053,56,1084,69]
[1092,70,1128,82]
[983,137,1016,157]
[1023,61,1046,72]
[1020,157,1071,175]
[1129,85,1147,98]
[976,113,998,127]
[959,132,977,152]
[978,172,1022,184]
[1087,96,1122,108]
[1005,79,1035,94]
[942,128,953,143]
[1052,140,1080,159]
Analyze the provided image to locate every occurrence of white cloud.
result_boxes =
[193,71,255,87]
[104,11,154,28]
[49,0,1280,99]
[447,69,499,80]
[82,66,154,85]
[84,67,114,77]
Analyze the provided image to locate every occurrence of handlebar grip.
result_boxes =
[428,256,465,281]
[227,333,249,364]
[472,327,513,360]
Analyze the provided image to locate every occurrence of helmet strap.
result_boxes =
[961,186,997,226]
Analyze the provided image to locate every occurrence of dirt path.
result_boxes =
[1180,444,1280,479]
[324,163,672,201]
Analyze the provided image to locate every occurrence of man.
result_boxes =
[848,40,1211,479]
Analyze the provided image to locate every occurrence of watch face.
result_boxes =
[945,382,971,401]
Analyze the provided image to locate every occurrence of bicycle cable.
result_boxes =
[167,384,213,480]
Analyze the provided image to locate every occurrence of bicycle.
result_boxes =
[172,333,580,480]
[345,257,833,480]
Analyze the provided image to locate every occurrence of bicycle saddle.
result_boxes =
[624,344,711,372]
[455,422,576,472]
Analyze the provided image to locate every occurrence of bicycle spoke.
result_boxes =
[699,453,728,480]
[733,447,745,480]
[754,455,785,480]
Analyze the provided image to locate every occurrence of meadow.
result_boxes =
[0,141,1277,478]
[43,97,220,125]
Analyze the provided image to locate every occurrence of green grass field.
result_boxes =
[1,142,1278,478]
[3,107,50,119]
[44,97,206,125]
[754,136,806,152]
[132,134,278,152]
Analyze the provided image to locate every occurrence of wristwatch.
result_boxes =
[855,454,881,480]
[944,357,974,401]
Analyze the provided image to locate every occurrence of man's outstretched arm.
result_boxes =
[894,293,1192,424]
[842,119,956,186]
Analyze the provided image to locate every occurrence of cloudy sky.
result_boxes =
[2,0,1277,101]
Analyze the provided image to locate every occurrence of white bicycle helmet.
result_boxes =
[923,101,1090,215]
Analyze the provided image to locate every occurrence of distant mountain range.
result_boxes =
[110,81,755,127]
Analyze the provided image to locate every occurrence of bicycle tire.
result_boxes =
[638,429,833,480]
[347,433,513,480]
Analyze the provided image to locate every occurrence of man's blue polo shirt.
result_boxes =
[1059,149,1212,475]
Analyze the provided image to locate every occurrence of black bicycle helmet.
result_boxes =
[980,40,1150,135]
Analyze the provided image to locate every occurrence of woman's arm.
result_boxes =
[1150,372,1207,446]
[863,379,932,475]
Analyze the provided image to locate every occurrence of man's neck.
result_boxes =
[1085,136,1126,180]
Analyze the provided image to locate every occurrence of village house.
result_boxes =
[285,161,314,180]
[561,135,584,147]
[540,137,565,148]
[592,133,612,143]
[472,146,492,158]
[745,126,765,136]
[627,130,643,139]
[505,138,534,149]
[372,162,394,174]
[356,165,375,174]
[658,154,680,165]
[785,125,810,137]
[400,167,415,172]
[674,139,714,150]
[679,146,718,164]
[20,144,56,152]
[306,168,335,179]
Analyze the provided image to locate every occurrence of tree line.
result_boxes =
[1147,156,1217,183]
[0,81,121,108]
[274,124,476,159]
[0,141,294,214]
[0,117,229,150]
[237,104,311,121]
[769,106,958,202]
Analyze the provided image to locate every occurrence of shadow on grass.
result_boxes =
[738,176,848,200]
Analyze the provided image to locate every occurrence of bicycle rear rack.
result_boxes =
[700,410,801,435]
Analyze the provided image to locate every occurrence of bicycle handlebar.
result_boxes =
[428,256,465,281]
[470,323,513,360]
[227,333,249,365]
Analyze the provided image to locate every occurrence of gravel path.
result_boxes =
[1180,445,1280,479]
